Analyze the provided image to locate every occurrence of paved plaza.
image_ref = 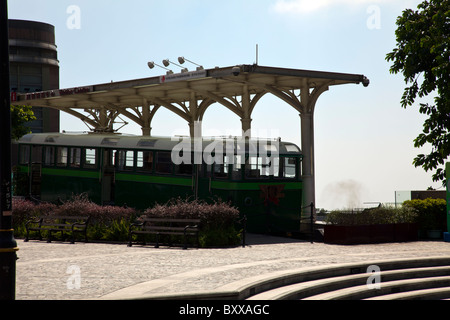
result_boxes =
[15,235,450,300]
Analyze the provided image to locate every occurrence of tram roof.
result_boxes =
[12,64,369,109]
[18,133,302,156]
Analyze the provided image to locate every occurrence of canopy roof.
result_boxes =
[14,65,369,107]
[12,64,369,134]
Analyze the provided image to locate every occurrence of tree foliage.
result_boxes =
[10,104,36,140]
[386,0,450,184]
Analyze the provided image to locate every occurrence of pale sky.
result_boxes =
[8,0,441,209]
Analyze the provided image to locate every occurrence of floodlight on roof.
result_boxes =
[147,61,174,75]
[162,59,189,73]
[178,57,204,71]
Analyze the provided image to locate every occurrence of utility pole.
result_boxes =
[0,0,18,301]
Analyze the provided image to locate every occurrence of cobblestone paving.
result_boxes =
[15,235,450,300]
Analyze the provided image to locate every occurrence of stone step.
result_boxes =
[365,287,450,300]
[303,276,450,300]
[248,265,450,300]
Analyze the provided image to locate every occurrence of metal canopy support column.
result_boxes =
[241,85,252,138]
[141,98,152,136]
[299,81,329,231]
[189,92,201,138]
[300,111,315,228]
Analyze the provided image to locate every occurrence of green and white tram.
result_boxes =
[14,133,303,234]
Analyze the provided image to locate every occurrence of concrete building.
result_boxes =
[9,19,59,133]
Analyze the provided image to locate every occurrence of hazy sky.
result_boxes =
[8,0,440,209]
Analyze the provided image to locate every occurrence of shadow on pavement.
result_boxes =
[245,233,307,245]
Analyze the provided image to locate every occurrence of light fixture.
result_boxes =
[162,59,189,73]
[147,61,173,75]
[178,57,204,71]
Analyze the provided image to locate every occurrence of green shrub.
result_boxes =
[101,218,131,242]
[325,206,418,226]
[403,198,447,231]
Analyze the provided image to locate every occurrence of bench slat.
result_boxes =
[128,217,200,249]
[141,218,200,223]
[24,215,89,244]
[41,223,87,228]
[143,226,197,231]
[42,216,88,221]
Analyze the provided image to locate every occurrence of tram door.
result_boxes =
[101,149,116,205]
[195,163,212,200]
[30,146,43,199]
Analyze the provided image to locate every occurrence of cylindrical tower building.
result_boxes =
[8,19,60,133]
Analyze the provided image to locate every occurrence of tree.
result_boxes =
[386,0,450,184]
[10,104,36,140]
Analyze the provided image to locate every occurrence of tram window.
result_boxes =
[70,148,81,167]
[231,155,242,180]
[213,164,228,179]
[214,156,230,179]
[84,148,97,168]
[260,157,273,178]
[173,151,192,175]
[137,151,153,172]
[200,163,212,178]
[175,163,193,175]
[117,150,134,170]
[245,156,270,179]
[57,147,68,167]
[263,157,280,178]
[117,150,125,169]
[31,146,42,164]
[106,149,117,167]
[19,145,30,165]
[126,151,134,168]
[245,156,258,179]
[44,146,55,166]
[156,152,173,174]
[283,157,296,179]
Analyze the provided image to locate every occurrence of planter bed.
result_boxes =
[324,223,418,245]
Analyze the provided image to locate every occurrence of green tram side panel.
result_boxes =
[14,168,303,235]
[43,168,101,204]
[13,165,101,203]
[114,174,194,209]
[211,180,303,234]
[115,174,302,234]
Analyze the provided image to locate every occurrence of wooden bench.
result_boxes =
[128,217,200,249]
[25,216,90,244]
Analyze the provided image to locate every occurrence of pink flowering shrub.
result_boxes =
[143,197,242,247]
[12,198,57,232]
[12,194,136,241]
[144,197,239,226]
[53,194,135,225]
[12,195,242,246]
